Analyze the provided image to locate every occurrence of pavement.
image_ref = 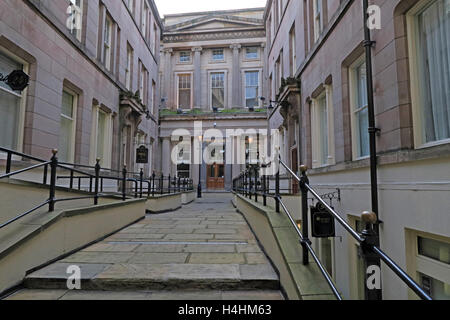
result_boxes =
[5,194,284,300]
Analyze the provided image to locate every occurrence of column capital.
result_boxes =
[163,48,173,55]
[230,44,242,50]
[192,47,203,53]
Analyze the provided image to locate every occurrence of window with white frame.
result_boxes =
[59,89,77,163]
[0,50,27,152]
[127,0,134,15]
[416,235,450,300]
[211,72,225,109]
[212,48,224,61]
[125,44,133,90]
[152,80,156,114]
[177,74,192,109]
[245,47,259,60]
[139,61,148,104]
[142,1,148,38]
[179,51,191,63]
[313,0,322,42]
[103,14,113,71]
[312,86,334,168]
[90,106,112,168]
[289,24,296,76]
[152,23,157,54]
[68,0,83,41]
[350,58,370,159]
[407,0,450,147]
[245,71,259,108]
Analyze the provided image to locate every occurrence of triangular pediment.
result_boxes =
[165,15,263,33]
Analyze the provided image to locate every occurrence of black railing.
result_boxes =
[0,147,193,230]
[232,157,432,301]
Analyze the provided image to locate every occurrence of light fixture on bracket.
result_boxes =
[0,70,30,92]
[260,96,290,110]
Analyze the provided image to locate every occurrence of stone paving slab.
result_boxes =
[6,289,284,300]
[20,194,282,299]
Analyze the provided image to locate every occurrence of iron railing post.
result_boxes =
[43,163,48,185]
[361,211,382,300]
[275,167,280,213]
[48,149,58,212]
[168,174,171,194]
[254,166,258,203]
[299,165,311,265]
[160,175,163,195]
[122,166,127,201]
[152,172,156,196]
[262,172,267,206]
[94,159,100,205]
[140,168,144,199]
[70,169,74,189]
[249,168,252,200]
[6,151,11,174]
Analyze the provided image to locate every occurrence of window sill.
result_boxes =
[415,139,450,151]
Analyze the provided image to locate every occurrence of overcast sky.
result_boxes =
[154,0,267,17]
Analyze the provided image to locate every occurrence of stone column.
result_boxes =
[192,47,203,108]
[230,44,242,108]
[162,137,171,176]
[164,49,173,108]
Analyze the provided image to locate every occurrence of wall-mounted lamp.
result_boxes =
[0,70,30,92]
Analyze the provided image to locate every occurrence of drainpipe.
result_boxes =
[362,0,382,300]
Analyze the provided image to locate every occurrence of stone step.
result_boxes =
[23,262,280,292]
[5,289,285,300]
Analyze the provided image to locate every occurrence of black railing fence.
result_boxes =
[232,157,432,301]
[0,147,193,230]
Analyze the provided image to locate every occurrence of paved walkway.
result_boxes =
[6,194,283,300]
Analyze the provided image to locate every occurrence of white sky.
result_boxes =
[154,0,267,17]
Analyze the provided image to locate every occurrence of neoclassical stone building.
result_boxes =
[159,8,268,191]
[0,0,162,176]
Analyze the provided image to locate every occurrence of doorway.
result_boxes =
[207,163,225,190]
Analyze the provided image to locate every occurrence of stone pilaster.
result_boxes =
[162,137,171,176]
[192,47,203,108]
[230,44,242,108]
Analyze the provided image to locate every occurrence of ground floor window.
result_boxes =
[0,50,27,152]
[59,89,77,163]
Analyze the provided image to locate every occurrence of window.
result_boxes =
[245,71,259,108]
[289,24,296,76]
[68,0,83,41]
[312,86,334,167]
[139,61,148,104]
[127,0,134,15]
[245,47,259,60]
[408,0,450,147]
[0,50,27,152]
[179,51,191,63]
[142,1,148,38]
[153,23,158,54]
[350,58,370,159]
[90,106,112,168]
[125,44,133,90]
[313,0,322,41]
[211,72,225,109]
[152,80,156,114]
[276,52,283,93]
[59,89,77,163]
[103,15,113,71]
[416,235,450,300]
[177,74,192,109]
[212,48,224,61]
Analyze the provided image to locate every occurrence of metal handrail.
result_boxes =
[277,158,432,301]
[0,161,51,180]
[277,197,342,300]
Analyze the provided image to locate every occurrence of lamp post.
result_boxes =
[362,0,382,301]
[0,70,30,92]
[197,135,203,198]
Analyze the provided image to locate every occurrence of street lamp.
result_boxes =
[197,135,203,198]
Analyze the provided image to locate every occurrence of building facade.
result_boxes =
[159,8,268,191]
[0,0,162,175]
[265,0,450,300]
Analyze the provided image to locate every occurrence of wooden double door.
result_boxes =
[207,163,225,190]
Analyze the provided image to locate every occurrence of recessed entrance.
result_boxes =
[207,163,225,190]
